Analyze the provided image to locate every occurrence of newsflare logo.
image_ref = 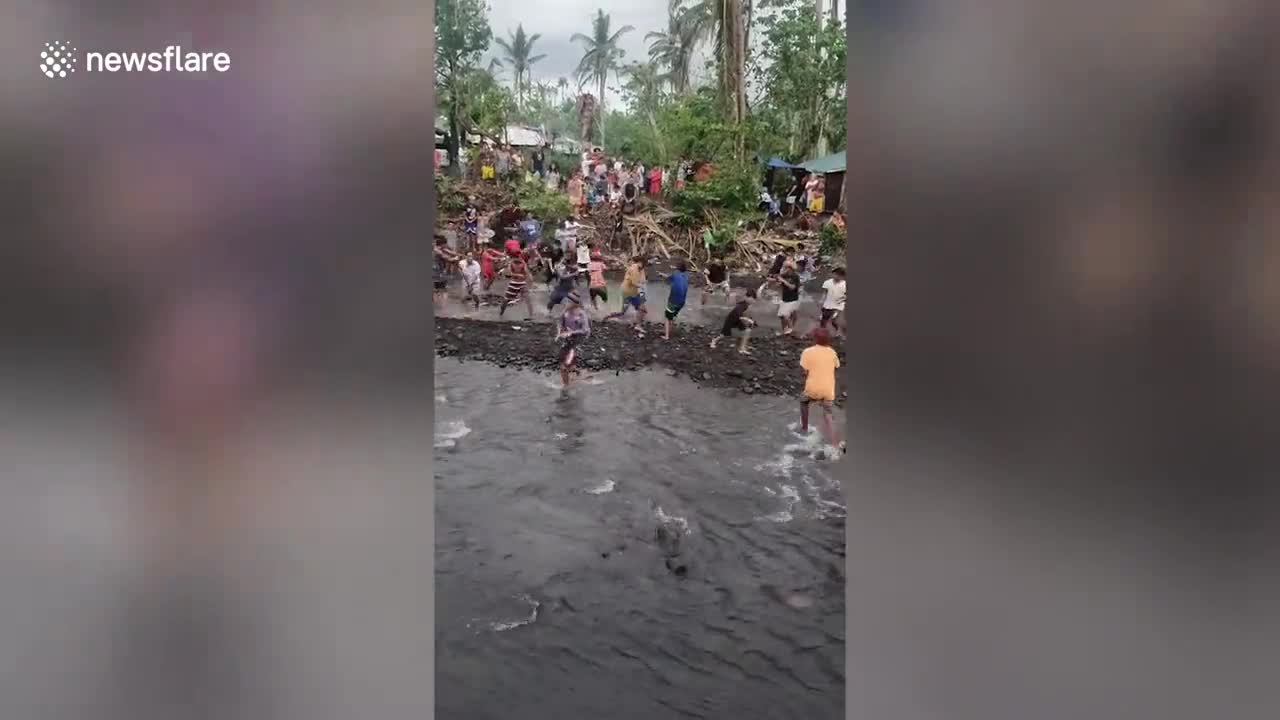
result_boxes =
[40,40,232,79]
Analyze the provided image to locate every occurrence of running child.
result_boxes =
[433,236,459,309]
[799,327,844,452]
[659,260,690,340]
[498,249,535,319]
[481,242,505,293]
[556,291,591,387]
[586,250,608,312]
[459,252,482,311]
[701,253,730,305]
[604,255,649,337]
[776,258,802,336]
[546,254,580,311]
[575,230,592,282]
[819,267,846,338]
[710,288,757,354]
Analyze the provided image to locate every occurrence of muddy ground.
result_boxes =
[434,316,848,402]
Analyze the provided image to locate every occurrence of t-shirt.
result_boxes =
[706,261,727,284]
[576,244,591,268]
[588,260,607,288]
[621,265,645,297]
[532,151,545,172]
[556,262,578,288]
[800,345,841,402]
[560,309,590,337]
[667,271,689,306]
[780,271,801,303]
[821,279,846,311]
[461,261,481,285]
[464,205,478,223]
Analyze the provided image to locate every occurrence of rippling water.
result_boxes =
[435,361,846,720]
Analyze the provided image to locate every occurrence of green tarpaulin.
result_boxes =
[801,151,846,174]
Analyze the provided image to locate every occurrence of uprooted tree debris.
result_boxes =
[436,178,837,274]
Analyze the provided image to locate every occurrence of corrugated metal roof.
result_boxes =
[802,151,846,174]
[504,125,545,147]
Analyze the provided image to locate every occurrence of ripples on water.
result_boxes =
[435,361,845,720]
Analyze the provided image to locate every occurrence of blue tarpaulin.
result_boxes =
[765,156,798,169]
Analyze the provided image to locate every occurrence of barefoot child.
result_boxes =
[462,197,480,252]
[556,292,591,387]
[777,258,802,336]
[459,252,482,311]
[659,260,690,340]
[799,328,843,451]
[498,249,535,319]
[604,255,649,337]
[701,253,730,305]
[710,288,757,354]
[819,267,846,338]
[587,250,609,312]
[481,242,505,294]
[433,236,459,310]
[546,255,580,311]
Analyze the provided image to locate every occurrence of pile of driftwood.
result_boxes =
[575,205,821,271]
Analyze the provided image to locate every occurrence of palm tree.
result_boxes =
[494,24,546,110]
[646,0,703,95]
[623,61,669,159]
[557,76,569,104]
[690,0,748,129]
[571,9,635,146]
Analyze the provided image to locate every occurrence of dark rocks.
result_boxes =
[432,316,845,402]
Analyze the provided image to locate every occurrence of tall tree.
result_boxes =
[691,0,748,149]
[646,0,703,95]
[436,0,493,175]
[494,23,547,110]
[557,76,568,104]
[621,61,669,159]
[571,9,635,146]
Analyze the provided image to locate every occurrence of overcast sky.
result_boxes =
[481,0,846,110]
[482,0,709,109]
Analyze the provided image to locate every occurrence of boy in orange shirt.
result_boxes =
[799,328,844,452]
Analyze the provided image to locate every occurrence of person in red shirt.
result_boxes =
[504,236,521,257]
[480,242,505,293]
[498,249,535,319]
[648,166,661,195]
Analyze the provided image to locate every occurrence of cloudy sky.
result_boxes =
[482,0,710,109]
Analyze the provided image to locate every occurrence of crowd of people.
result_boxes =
[434,147,847,451]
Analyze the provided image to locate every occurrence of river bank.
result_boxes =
[435,316,848,401]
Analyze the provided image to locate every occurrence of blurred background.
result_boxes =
[846,0,1279,718]
[0,2,435,719]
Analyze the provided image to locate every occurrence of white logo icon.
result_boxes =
[40,41,77,79]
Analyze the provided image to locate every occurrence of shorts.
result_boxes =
[463,280,480,296]
[433,279,447,291]
[778,300,801,317]
[548,283,576,307]
[504,281,528,300]
[463,221,478,235]
[664,302,685,321]
[820,308,841,325]
[705,280,730,294]
[800,393,835,413]
[721,318,750,337]
[558,335,583,365]
[481,166,495,180]
[624,294,646,309]
[589,287,609,302]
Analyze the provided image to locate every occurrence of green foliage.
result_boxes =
[513,177,572,228]
[751,0,846,161]
[669,161,763,230]
[819,220,845,255]
[435,174,467,215]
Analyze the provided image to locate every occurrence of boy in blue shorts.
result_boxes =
[659,260,690,340]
